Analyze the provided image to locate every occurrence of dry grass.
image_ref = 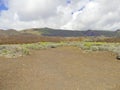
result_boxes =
[0,41,120,58]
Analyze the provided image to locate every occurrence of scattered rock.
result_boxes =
[50,46,56,48]
[116,55,120,60]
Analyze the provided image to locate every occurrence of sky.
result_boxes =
[0,0,120,30]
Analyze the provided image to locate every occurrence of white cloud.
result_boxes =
[0,0,120,30]
[8,0,61,21]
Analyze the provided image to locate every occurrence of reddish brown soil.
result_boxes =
[0,47,120,90]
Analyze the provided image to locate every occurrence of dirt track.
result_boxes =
[0,46,120,90]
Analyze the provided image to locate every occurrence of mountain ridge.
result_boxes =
[20,28,120,37]
[0,28,120,37]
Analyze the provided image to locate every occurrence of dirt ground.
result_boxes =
[0,46,120,90]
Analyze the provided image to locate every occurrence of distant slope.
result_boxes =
[0,29,66,44]
[1,28,120,37]
[0,28,120,44]
[21,28,120,37]
[21,28,83,37]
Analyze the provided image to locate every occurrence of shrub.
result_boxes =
[90,46,99,51]
[0,41,120,58]
[22,47,30,55]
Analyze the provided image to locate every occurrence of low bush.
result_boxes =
[0,41,120,58]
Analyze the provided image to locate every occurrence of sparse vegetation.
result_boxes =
[0,45,23,58]
[0,41,120,58]
[22,47,30,55]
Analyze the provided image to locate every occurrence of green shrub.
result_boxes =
[90,46,99,51]
[22,47,30,55]
[2,49,10,55]
[0,41,119,58]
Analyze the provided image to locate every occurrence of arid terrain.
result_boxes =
[1,0,120,89]
[0,28,120,44]
[0,46,120,90]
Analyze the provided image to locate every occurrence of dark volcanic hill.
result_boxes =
[21,28,120,37]
[0,28,120,44]
[1,28,120,37]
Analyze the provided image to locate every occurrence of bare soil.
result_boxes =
[0,46,120,90]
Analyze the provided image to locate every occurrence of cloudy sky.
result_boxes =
[0,0,120,30]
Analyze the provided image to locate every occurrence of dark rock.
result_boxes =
[50,46,56,48]
[116,55,120,60]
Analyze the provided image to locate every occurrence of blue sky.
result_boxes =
[0,0,8,11]
[66,0,71,4]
